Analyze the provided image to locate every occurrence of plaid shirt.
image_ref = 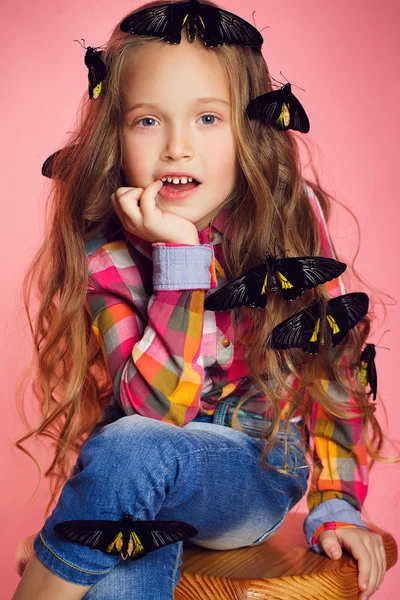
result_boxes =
[85,184,370,552]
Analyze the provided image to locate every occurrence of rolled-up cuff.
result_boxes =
[152,243,217,290]
[304,498,370,554]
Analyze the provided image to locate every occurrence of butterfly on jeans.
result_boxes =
[54,515,198,561]
[204,255,347,311]
[74,39,106,99]
[359,343,377,401]
[120,0,264,49]
[269,292,369,354]
[246,83,310,133]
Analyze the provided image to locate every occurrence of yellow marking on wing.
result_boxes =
[261,274,268,294]
[129,532,144,557]
[327,314,340,335]
[360,362,368,386]
[93,82,102,99]
[310,318,320,342]
[107,532,123,554]
[276,271,294,290]
[277,103,290,128]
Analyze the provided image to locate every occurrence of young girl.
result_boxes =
[14,1,393,598]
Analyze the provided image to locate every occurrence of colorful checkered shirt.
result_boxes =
[84,184,370,552]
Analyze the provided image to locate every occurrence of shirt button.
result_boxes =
[221,337,230,348]
[208,232,215,241]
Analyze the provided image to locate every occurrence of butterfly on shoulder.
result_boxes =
[359,343,377,401]
[74,39,106,99]
[269,292,369,354]
[204,254,347,311]
[246,83,310,133]
[54,514,198,561]
[120,0,264,49]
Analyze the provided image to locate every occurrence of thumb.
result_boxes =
[317,530,342,559]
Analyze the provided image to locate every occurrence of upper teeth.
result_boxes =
[161,176,194,184]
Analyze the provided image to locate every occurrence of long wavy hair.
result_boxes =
[15,0,399,518]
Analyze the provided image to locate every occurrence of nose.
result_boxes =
[162,122,194,160]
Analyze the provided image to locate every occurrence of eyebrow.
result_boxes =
[125,97,231,113]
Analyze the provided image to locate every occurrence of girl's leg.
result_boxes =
[15,415,308,599]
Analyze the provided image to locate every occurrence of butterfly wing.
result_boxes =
[274,256,347,301]
[42,145,77,180]
[54,519,121,553]
[134,519,198,555]
[246,87,287,124]
[360,343,377,400]
[269,301,322,354]
[54,517,198,561]
[246,84,309,133]
[287,93,310,133]
[204,262,270,310]
[120,3,191,45]
[195,3,263,48]
[84,49,106,100]
[326,292,369,347]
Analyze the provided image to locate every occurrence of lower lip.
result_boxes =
[158,183,201,201]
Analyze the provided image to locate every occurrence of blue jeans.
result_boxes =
[33,404,310,599]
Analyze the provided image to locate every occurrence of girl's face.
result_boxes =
[121,35,238,231]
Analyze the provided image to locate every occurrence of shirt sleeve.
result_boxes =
[302,186,371,553]
[85,239,217,427]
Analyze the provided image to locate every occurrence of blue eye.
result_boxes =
[134,114,221,128]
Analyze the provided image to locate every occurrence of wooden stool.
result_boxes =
[15,512,397,599]
[176,512,397,600]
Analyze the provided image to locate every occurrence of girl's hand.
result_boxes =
[111,180,200,245]
[318,526,386,599]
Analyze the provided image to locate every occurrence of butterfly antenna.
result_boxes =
[279,71,306,92]
[251,10,270,34]
[73,38,87,49]
[245,246,264,262]
[114,489,135,519]
[375,329,391,347]
[270,74,285,87]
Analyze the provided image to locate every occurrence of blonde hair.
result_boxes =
[15,0,399,517]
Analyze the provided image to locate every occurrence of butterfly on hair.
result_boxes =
[74,39,106,100]
[246,79,310,133]
[359,343,377,401]
[204,253,347,311]
[54,513,198,561]
[120,0,265,49]
[268,292,369,354]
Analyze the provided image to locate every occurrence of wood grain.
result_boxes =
[175,512,397,600]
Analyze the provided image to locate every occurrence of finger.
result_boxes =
[114,187,143,222]
[140,180,164,221]
[357,540,377,599]
[376,537,387,588]
[318,531,342,559]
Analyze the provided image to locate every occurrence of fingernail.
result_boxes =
[363,583,368,590]
[330,550,340,559]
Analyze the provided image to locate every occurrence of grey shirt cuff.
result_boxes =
[304,498,369,553]
[152,244,215,290]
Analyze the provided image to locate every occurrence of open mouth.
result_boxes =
[161,178,200,191]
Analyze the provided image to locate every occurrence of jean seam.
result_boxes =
[38,532,114,576]
[171,541,182,598]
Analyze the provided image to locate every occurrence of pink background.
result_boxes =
[2,0,399,597]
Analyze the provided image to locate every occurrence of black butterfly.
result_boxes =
[74,39,106,99]
[42,145,76,179]
[269,292,369,354]
[360,343,377,400]
[54,515,198,561]
[120,0,264,49]
[246,83,310,133]
[204,255,347,311]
